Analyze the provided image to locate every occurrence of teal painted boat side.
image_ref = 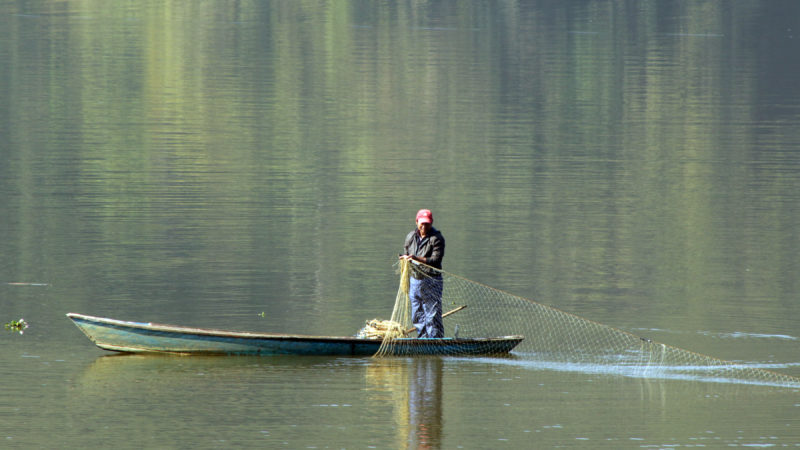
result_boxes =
[66,313,523,356]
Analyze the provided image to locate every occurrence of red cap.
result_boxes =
[416,209,433,224]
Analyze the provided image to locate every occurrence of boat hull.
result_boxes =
[67,313,523,356]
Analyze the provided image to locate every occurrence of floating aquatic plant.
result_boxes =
[5,318,28,334]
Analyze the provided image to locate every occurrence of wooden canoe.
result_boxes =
[66,313,523,356]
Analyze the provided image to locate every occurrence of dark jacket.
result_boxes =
[403,227,445,276]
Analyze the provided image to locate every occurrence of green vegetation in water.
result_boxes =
[5,318,29,334]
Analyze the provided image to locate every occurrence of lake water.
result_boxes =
[1,1,799,448]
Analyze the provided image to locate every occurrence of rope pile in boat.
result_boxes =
[357,319,408,339]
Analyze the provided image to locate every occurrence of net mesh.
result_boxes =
[371,260,800,387]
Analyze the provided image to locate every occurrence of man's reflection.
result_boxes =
[408,357,443,449]
[365,357,444,448]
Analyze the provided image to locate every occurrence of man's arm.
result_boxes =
[426,234,445,268]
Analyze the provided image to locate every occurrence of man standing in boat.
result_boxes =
[400,209,445,338]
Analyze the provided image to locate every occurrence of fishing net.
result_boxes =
[372,260,800,387]
[359,259,413,341]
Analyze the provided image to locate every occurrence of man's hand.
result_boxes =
[400,254,425,263]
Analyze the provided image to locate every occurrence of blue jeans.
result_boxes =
[409,276,444,338]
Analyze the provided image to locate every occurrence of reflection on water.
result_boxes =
[68,352,800,448]
[408,358,443,449]
[364,358,411,445]
[365,357,443,449]
[78,353,447,448]
[78,354,264,390]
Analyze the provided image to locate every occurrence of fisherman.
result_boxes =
[400,209,445,338]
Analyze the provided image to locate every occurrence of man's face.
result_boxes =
[417,221,432,236]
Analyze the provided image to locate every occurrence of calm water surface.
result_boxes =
[2,0,799,448]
